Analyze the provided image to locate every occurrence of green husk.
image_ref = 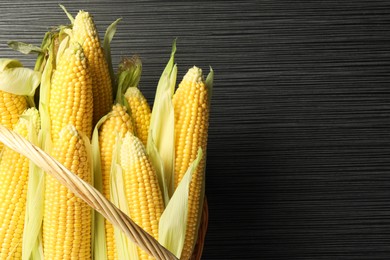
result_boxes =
[110,135,139,260]
[38,37,54,144]
[22,35,55,258]
[59,4,74,24]
[147,40,177,205]
[104,18,122,94]
[21,108,43,260]
[34,32,52,72]
[55,35,70,67]
[0,58,41,97]
[158,148,203,258]
[91,115,108,260]
[206,67,214,103]
[6,41,42,54]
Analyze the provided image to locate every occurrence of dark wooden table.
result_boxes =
[0,1,389,259]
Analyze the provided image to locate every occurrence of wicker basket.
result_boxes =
[0,125,208,260]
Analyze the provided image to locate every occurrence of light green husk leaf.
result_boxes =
[147,40,177,204]
[0,59,22,70]
[148,136,169,205]
[110,135,139,260]
[59,4,74,24]
[206,66,214,103]
[0,58,41,96]
[91,115,108,260]
[7,41,42,54]
[38,39,54,143]
[104,18,122,95]
[55,35,70,67]
[21,108,43,260]
[158,148,203,258]
[34,32,52,72]
[27,38,54,254]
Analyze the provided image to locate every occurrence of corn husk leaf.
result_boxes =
[55,35,70,67]
[7,41,42,54]
[34,32,52,72]
[104,18,122,94]
[91,115,108,260]
[206,66,214,103]
[0,58,41,96]
[38,39,54,142]
[21,108,42,260]
[59,4,74,24]
[148,136,169,204]
[111,135,139,260]
[147,40,177,204]
[158,148,203,258]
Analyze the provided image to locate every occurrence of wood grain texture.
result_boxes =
[0,1,389,259]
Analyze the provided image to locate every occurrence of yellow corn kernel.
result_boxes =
[49,42,93,143]
[124,87,151,146]
[43,125,92,259]
[73,11,113,125]
[0,90,27,150]
[173,66,210,260]
[98,104,134,260]
[120,133,164,260]
[0,108,39,259]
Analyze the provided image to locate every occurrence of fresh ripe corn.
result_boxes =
[43,125,92,259]
[173,66,210,260]
[0,90,27,150]
[98,104,134,260]
[73,10,113,124]
[49,42,93,142]
[120,133,164,260]
[124,87,151,146]
[0,108,39,259]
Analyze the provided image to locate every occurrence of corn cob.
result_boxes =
[98,104,134,260]
[124,87,151,146]
[120,133,164,260]
[49,42,93,142]
[173,66,210,260]
[0,108,39,259]
[43,125,92,259]
[0,90,27,150]
[73,10,113,124]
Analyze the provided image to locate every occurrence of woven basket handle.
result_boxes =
[0,125,178,260]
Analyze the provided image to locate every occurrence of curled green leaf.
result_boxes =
[0,59,41,96]
[104,18,122,94]
[59,4,74,24]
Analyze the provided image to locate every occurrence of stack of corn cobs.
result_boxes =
[0,6,213,260]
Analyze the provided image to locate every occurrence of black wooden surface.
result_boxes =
[1,1,389,259]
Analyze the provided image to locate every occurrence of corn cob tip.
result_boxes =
[73,10,97,43]
[124,86,141,97]
[19,107,40,132]
[59,124,79,138]
[182,66,204,84]
[121,132,144,153]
